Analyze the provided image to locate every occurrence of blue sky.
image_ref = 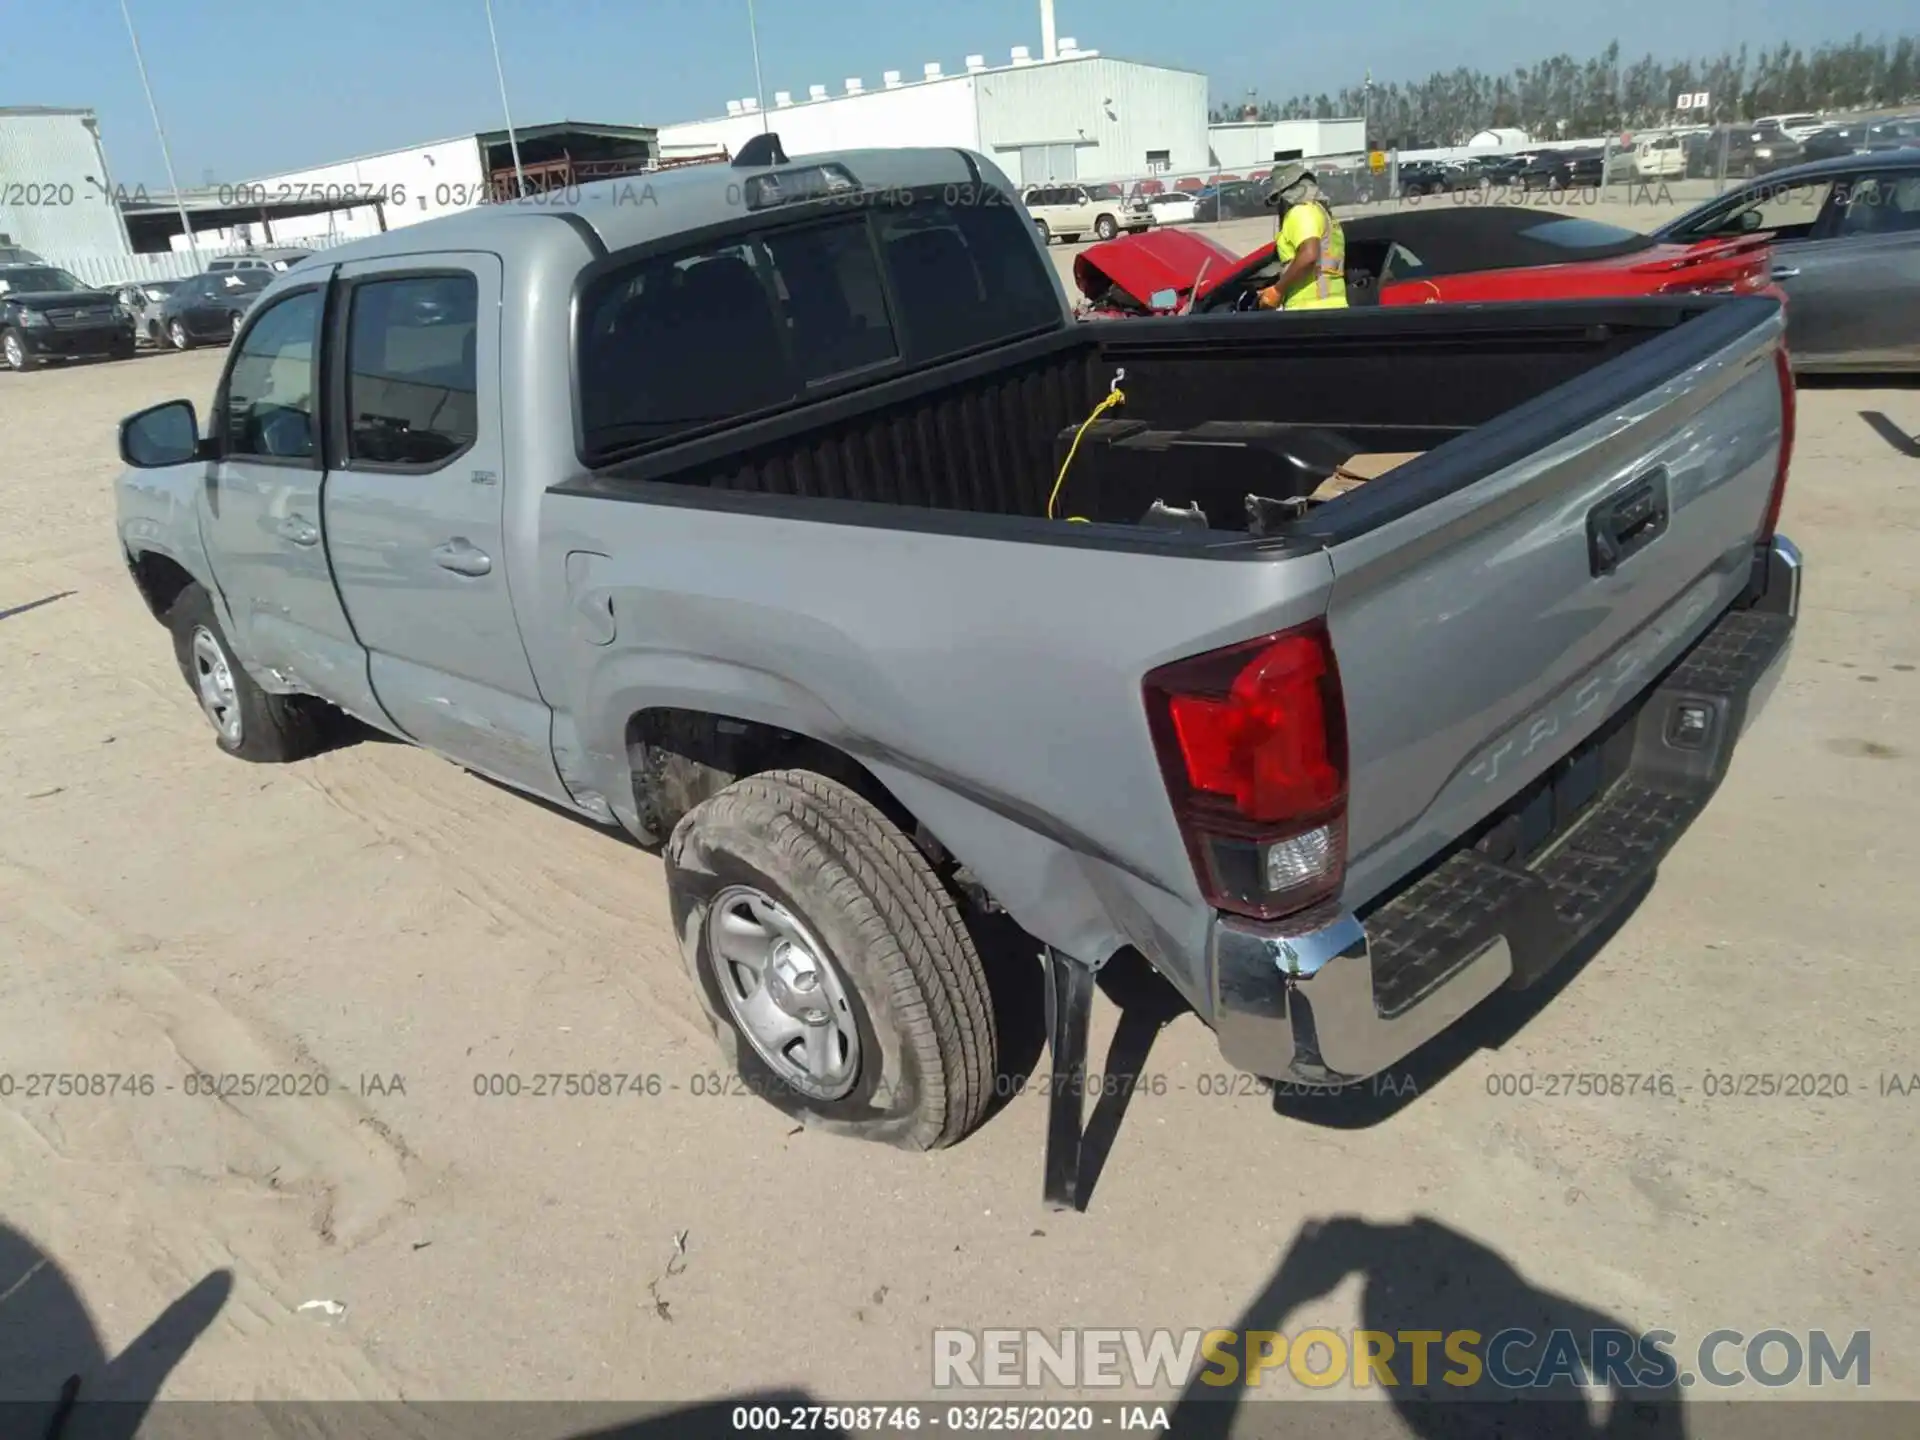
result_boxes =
[3,0,1911,185]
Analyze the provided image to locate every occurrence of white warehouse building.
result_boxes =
[657,39,1210,188]
[1206,118,1369,172]
[0,106,134,258]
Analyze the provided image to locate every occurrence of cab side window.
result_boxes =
[344,273,480,467]
[223,290,320,461]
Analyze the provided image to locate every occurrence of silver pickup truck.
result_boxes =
[115,139,1801,1208]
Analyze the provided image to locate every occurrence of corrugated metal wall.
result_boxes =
[657,78,983,162]
[0,110,132,257]
[975,59,1209,186]
[1208,119,1368,171]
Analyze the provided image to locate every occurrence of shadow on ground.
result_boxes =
[0,1222,230,1440]
[1165,1214,1688,1440]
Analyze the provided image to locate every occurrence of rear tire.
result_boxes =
[165,584,326,763]
[1035,219,1051,245]
[665,770,997,1151]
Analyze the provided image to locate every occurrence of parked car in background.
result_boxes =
[113,278,186,346]
[1147,191,1198,225]
[1688,124,1806,179]
[0,243,48,265]
[1651,150,1920,372]
[1756,113,1826,142]
[1191,180,1268,223]
[0,263,136,370]
[207,247,315,275]
[1398,161,1468,196]
[155,268,275,349]
[1070,205,1777,318]
[1023,183,1152,243]
[1633,133,1689,180]
[1457,154,1527,187]
[1517,149,1606,190]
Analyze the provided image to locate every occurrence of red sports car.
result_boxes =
[1071,206,1779,318]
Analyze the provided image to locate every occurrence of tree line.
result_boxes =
[1210,34,1919,147]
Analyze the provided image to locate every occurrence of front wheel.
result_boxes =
[1,329,38,372]
[229,311,246,343]
[1093,213,1118,240]
[168,318,193,351]
[165,584,326,762]
[665,770,997,1151]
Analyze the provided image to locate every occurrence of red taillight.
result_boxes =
[1761,345,1795,544]
[1144,623,1349,921]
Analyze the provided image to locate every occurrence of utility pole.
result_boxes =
[746,0,770,134]
[483,0,528,197]
[119,0,200,270]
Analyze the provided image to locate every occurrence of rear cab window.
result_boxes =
[576,185,1063,464]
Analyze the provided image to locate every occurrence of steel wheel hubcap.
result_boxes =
[190,626,243,744]
[171,323,186,347]
[4,335,21,368]
[706,885,860,1100]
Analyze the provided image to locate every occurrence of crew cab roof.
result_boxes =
[285,145,992,272]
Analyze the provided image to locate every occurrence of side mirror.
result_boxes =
[1147,288,1179,312]
[120,399,201,468]
[1739,210,1764,232]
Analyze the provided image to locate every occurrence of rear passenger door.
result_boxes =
[319,253,568,800]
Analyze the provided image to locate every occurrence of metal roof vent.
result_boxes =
[742,97,760,112]
[725,100,744,116]
[845,77,865,94]
[774,91,793,107]
[1010,46,1033,66]
[883,70,903,88]
[965,54,987,72]
[809,84,829,101]
[1058,37,1080,56]
[923,62,943,80]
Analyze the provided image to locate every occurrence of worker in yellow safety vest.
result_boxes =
[1250,161,1347,311]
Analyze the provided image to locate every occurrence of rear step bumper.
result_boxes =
[1208,533,1801,1086]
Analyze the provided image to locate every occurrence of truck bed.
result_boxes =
[579,298,1728,540]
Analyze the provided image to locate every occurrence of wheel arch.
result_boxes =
[614,701,1144,975]
[126,547,204,625]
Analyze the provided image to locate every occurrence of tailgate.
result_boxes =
[1317,299,1788,908]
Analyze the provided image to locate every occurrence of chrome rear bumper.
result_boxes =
[1208,533,1801,1087]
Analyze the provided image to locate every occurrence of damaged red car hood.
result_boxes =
[1071,227,1248,311]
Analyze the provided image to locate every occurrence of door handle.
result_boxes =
[277,515,319,547]
[1773,266,1801,279]
[433,538,493,577]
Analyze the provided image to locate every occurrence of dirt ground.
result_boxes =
[1,215,1916,1433]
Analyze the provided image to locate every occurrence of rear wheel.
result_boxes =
[230,311,245,343]
[1035,219,1051,245]
[665,770,996,1151]
[1093,213,1118,240]
[166,584,326,762]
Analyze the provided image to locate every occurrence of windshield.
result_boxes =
[1085,184,1124,200]
[0,266,90,295]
